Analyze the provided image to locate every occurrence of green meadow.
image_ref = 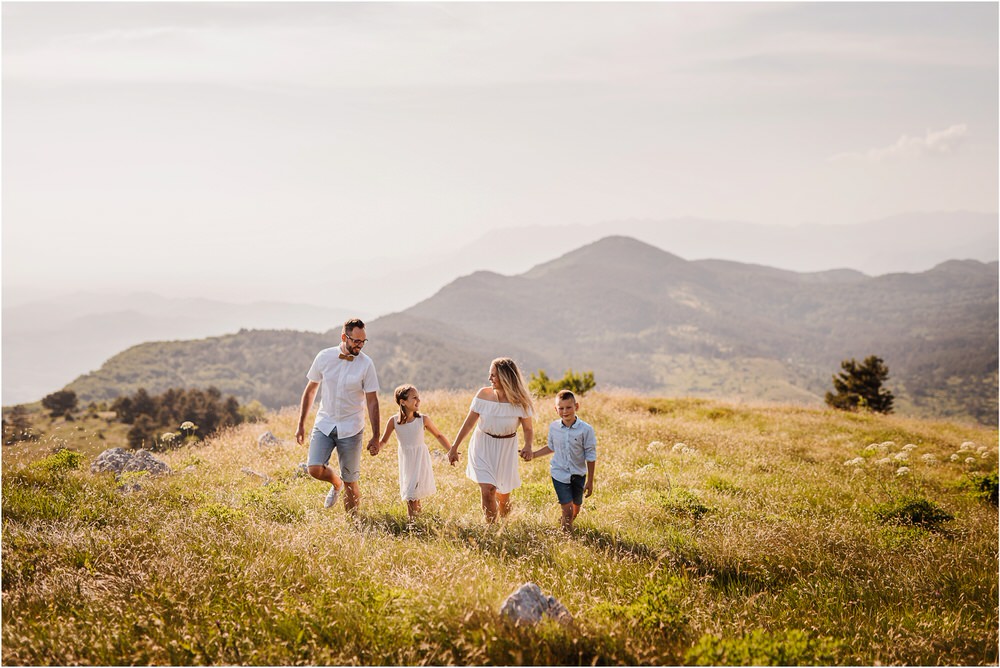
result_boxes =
[2,391,997,665]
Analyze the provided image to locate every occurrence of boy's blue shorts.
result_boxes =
[552,475,586,506]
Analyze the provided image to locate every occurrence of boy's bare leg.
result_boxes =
[560,502,575,533]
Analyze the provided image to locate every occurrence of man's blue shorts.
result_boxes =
[552,474,586,506]
[308,426,363,483]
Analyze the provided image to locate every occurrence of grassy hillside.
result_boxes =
[3,392,996,665]
[61,237,998,425]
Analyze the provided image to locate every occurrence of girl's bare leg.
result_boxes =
[479,483,498,523]
[497,491,512,518]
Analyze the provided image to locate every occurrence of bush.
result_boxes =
[31,449,84,475]
[596,575,688,633]
[873,496,953,530]
[3,406,38,445]
[41,390,78,418]
[529,368,596,396]
[967,472,999,507]
[686,629,843,666]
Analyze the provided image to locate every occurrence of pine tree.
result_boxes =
[825,355,894,414]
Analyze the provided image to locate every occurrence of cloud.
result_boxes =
[830,124,969,162]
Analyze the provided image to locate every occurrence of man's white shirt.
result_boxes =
[307,346,379,438]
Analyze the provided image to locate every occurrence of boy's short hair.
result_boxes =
[556,389,576,402]
[343,318,365,334]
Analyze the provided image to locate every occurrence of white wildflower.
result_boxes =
[671,442,686,453]
[960,441,976,451]
[902,444,918,452]
[965,457,976,465]
[180,421,197,431]
[161,432,177,442]
[895,466,911,477]
[876,457,893,466]
[982,451,991,459]
[844,457,865,467]
[950,453,960,462]
[894,451,909,461]
[880,441,896,451]
[636,463,655,474]
[976,445,988,454]
[864,443,879,453]
[920,454,938,464]
[646,441,665,452]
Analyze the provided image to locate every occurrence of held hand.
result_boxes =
[367,438,380,456]
[448,446,460,466]
[520,446,533,461]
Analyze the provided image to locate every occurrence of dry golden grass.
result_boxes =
[2,390,997,665]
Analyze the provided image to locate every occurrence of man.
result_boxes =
[295,318,380,513]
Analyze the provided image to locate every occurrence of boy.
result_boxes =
[528,389,597,532]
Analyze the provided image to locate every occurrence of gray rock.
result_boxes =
[257,431,281,447]
[499,582,572,626]
[242,467,272,484]
[91,447,170,476]
[91,447,132,474]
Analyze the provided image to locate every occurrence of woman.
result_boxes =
[449,357,534,522]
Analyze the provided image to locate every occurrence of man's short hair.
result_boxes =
[343,318,365,334]
[556,389,576,402]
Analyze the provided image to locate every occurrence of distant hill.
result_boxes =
[336,211,999,314]
[63,236,998,424]
[1,293,362,405]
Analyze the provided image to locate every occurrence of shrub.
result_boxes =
[873,496,953,530]
[31,449,84,475]
[967,472,999,507]
[2,405,38,445]
[620,576,688,632]
[529,368,596,396]
[686,629,843,666]
[659,489,711,519]
[41,390,78,418]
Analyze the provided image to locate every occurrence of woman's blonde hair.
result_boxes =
[490,357,534,414]
[394,384,420,423]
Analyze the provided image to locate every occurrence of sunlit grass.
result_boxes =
[2,391,997,665]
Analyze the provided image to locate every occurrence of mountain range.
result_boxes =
[326,210,999,314]
[62,236,998,425]
[4,211,996,407]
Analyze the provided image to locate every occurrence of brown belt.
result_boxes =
[482,430,517,439]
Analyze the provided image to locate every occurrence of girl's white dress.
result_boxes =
[465,397,533,494]
[395,415,436,501]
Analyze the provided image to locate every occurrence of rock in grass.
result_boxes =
[257,431,282,447]
[91,447,170,476]
[500,582,572,625]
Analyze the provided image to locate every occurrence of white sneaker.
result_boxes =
[324,483,342,509]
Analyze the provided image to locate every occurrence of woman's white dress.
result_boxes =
[465,397,532,494]
[395,416,436,501]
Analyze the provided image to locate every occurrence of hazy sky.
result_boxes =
[3,1,998,307]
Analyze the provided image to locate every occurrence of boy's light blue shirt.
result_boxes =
[546,416,597,484]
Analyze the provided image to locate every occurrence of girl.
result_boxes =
[448,357,534,523]
[377,384,454,520]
